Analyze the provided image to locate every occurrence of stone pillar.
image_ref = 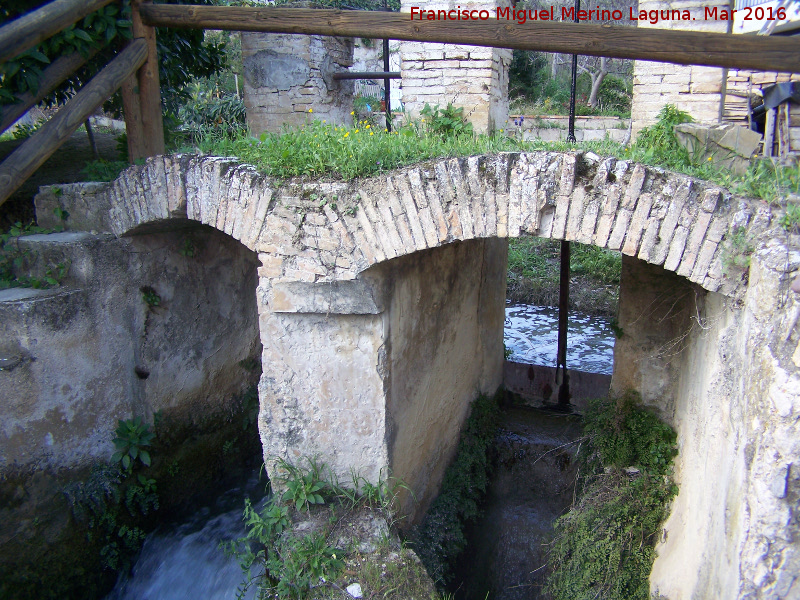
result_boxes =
[241,32,355,135]
[630,0,727,136]
[256,238,507,524]
[399,1,511,134]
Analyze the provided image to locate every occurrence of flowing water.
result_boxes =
[105,472,267,600]
[455,408,583,600]
[504,304,615,375]
[105,304,612,599]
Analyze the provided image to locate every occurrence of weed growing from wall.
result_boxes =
[409,390,501,586]
[64,417,160,572]
[545,392,678,600]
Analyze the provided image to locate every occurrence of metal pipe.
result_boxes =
[557,240,571,406]
[332,71,401,80]
[567,0,580,143]
[383,0,392,133]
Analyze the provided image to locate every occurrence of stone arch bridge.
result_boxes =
[39,150,800,599]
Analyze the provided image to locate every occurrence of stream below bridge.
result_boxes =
[104,305,614,599]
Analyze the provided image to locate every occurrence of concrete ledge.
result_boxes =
[503,360,612,414]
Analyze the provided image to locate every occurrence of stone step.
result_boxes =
[12,232,114,287]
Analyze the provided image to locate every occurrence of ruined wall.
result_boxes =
[242,32,354,134]
[0,226,260,472]
[630,0,727,134]
[399,0,511,134]
[612,245,800,599]
[0,224,262,596]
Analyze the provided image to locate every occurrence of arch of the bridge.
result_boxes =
[107,151,770,296]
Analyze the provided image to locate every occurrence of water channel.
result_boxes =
[104,305,615,599]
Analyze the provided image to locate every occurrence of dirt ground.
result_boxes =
[0,130,121,230]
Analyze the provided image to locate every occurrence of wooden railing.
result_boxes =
[0,0,164,206]
[1,1,800,207]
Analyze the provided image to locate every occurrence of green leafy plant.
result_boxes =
[627,104,693,170]
[420,103,474,138]
[780,203,800,233]
[722,226,755,274]
[11,118,45,140]
[124,474,159,516]
[80,159,128,182]
[277,457,329,513]
[111,417,154,471]
[140,286,161,309]
[0,221,70,289]
[545,393,678,600]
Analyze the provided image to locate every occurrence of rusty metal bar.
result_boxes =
[557,240,571,407]
[332,71,401,80]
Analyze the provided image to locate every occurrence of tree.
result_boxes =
[0,0,227,130]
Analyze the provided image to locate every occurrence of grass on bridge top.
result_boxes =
[196,110,799,210]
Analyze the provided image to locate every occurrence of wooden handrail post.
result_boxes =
[0,40,148,207]
[122,0,165,162]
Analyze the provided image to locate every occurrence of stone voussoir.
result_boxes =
[77,152,782,295]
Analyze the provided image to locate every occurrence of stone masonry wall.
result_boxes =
[242,32,355,134]
[630,0,728,135]
[37,152,800,596]
[400,0,511,133]
[382,238,507,522]
[613,238,800,599]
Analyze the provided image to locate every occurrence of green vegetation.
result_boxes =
[625,105,800,205]
[0,1,227,121]
[80,159,129,183]
[420,103,474,138]
[111,417,154,472]
[223,459,434,600]
[508,51,632,118]
[627,104,693,170]
[199,118,620,181]
[409,391,500,586]
[140,285,161,309]
[780,202,800,233]
[507,236,621,315]
[545,393,678,600]
[722,226,755,274]
[64,417,161,572]
[0,220,69,289]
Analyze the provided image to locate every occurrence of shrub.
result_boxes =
[545,393,678,600]
[628,104,693,169]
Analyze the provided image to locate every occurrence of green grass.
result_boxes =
[197,118,621,181]
[197,110,797,208]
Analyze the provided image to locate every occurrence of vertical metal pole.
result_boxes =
[567,0,580,143]
[383,0,392,132]
[557,240,570,406]
[383,37,391,132]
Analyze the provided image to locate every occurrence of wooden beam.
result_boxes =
[131,0,165,158]
[120,73,147,161]
[0,0,115,64]
[140,5,800,73]
[0,47,101,135]
[0,40,148,207]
